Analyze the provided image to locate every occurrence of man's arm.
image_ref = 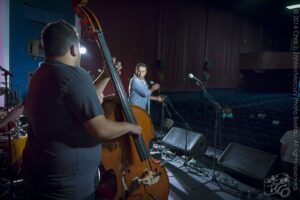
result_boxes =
[94,59,122,96]
[84,115,141,141]
[149,83,163,102]
[68,72,141,140]
[150,96,164,102]
[94,72,110,96]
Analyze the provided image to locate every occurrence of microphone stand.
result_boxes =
[159,101,165,140]
[163,96,192,168]
[156,100,172,155]
[191,77,222,181]
[159,101,172,139]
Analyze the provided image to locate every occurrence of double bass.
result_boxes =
[73,1,169,199]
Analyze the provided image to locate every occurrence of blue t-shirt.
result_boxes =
[22,61,104,200]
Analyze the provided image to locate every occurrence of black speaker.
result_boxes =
[218,143,278,187]
[162,127,207,157]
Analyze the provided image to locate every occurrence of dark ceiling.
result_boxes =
[208,0,297,17]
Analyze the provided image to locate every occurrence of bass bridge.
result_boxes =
[132,169,162,185]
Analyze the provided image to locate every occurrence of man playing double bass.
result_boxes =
[22,20,141,200]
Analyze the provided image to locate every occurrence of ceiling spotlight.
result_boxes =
[80,46,87,54]
[286,4,300,9]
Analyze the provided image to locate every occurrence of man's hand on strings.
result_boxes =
[101,57,123,78]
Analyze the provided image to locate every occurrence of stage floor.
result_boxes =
[151,145,299,200]
[0,145,298,200]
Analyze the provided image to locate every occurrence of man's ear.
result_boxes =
[70,44,78,57]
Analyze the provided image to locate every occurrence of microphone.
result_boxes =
[149,80,161,95]
[188,73,203,85]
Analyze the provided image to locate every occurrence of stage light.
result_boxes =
[286,4,300,9]
[80,46,87,54]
